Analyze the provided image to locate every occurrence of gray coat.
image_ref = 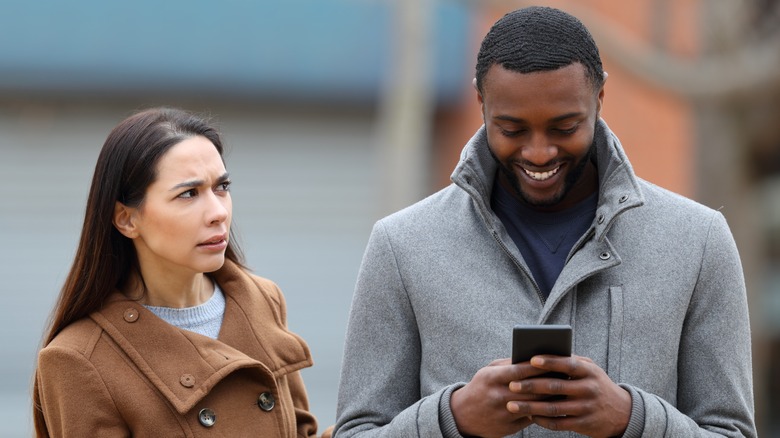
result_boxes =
[334,121,755,437]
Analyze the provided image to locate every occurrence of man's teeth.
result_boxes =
[524,166,560,181]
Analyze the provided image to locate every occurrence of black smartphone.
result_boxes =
[511,324,572,365]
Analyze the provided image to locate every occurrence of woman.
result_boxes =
[33,107,327,437]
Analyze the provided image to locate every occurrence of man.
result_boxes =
[335,6,755,438]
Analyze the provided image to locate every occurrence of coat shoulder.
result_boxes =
[248,273,282,299]
[43,317,103,358]
[638,178,716,218]
[379,184,468,233]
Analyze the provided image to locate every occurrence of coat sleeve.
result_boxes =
[334,221,460,438]
[36,345,130,438]
[626,212,756,437]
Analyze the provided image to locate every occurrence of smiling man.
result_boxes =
[335,6,755,438]
[483,62,600,211]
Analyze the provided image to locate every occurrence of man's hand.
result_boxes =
[450,359,546,438]
[506,355,632,438]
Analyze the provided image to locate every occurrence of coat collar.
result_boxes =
[90,260,312,414]
[451,119,645,241]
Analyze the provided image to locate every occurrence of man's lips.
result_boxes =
[523,165,561,181]
[519,164,562,182]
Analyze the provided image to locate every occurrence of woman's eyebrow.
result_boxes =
[169,172,230,191]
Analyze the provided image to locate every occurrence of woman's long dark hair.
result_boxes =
[32,107,245,433]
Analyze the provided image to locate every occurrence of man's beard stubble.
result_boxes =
[488,140,596,209]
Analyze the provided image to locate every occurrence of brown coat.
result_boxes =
[36,261,320,437]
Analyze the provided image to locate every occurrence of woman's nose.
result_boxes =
[206,192,230,224]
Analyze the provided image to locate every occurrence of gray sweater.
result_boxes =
[335,120,755,437]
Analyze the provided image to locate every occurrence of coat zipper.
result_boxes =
[491,230,546,305]
[460,171,547,305]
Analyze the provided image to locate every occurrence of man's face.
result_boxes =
[479,62,604,211]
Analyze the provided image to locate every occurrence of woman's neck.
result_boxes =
[127,270,215,308]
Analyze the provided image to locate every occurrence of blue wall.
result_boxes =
[0,0,471,103]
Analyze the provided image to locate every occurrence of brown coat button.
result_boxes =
[123,308,139,323]
[257,392,275,411]
[198,408,216,427]
[180,374,195,388]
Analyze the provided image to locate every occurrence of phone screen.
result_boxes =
[511,324,572,365]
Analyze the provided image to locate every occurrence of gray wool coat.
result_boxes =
[334,120,755,437]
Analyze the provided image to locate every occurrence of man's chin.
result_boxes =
[520,194,564,209]
[512,181,565,208]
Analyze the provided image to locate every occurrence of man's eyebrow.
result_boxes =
[494,114,525,123]
[549,112,583,122]
[169,172,230,191]
[493,112,583,123]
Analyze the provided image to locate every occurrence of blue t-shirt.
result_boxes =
[491,181,597,299]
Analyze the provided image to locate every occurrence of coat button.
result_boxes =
[123,308,139,323]
[180,374,195,388]
[198,408,216,427]
[599,252,611,260]
[597,214,605,224]
[257,392,275,411]
[619,194,629,203]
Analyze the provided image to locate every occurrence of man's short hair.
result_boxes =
[475,6,604,92]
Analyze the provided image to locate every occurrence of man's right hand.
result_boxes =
[450,358,547,438]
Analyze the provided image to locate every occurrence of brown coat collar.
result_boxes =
[90,260,312,414]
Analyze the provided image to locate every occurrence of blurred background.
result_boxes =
[1,0,778,436]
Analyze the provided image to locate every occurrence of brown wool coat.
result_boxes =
[36,261,320,437]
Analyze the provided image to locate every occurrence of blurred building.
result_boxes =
[1,0,777,436]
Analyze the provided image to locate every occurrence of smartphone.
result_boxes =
[511,324,572,365]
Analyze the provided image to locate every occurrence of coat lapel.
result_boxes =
[89,261,311,414]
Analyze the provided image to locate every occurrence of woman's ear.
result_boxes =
[113,202,139,238]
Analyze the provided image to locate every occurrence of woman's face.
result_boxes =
[117,135,232,278]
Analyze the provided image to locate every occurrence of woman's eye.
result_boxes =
[178,189,198,199]
[216,181,231,192]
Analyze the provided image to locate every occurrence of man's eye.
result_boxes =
[555,125,578,135]
[500,128,524,137]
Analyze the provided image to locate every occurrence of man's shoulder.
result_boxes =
[377,183,471,231]
[636,177,716,218]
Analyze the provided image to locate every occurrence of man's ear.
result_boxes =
[596,71,608,114]
[113,202,139,239]
[473,78,485,115]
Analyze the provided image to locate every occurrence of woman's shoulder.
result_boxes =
[215,261,284,303]
[39,317,103,361]
[240,271,286,313]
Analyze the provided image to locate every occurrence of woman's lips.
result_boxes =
[198,234,228,250]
